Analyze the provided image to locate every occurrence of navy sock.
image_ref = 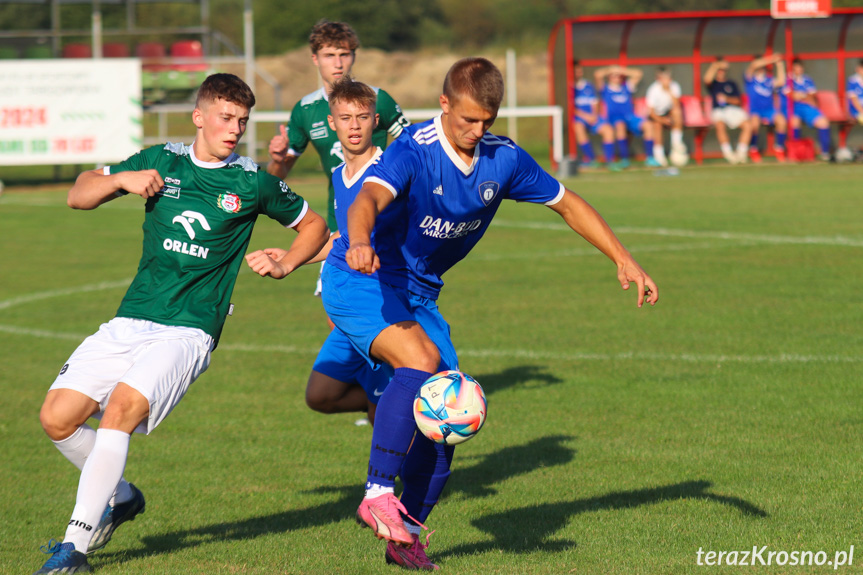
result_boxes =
[818,128,831,153]
[366,368,432,488]
[400,433,454,524]
[776,132,787,148]
[579,143,595,162]
[616,139,629,160]
[750,133,759,148]
[793,127,801,139]
[602,142,615,163]
[643,138,654,157]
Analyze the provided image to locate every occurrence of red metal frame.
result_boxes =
[549,8,863,166]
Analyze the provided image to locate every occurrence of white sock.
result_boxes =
[53,423,134,506]
[671,129,683,147]
[63,428,130,552]
[720,143,733,155]
[653,144,666,161]
[364,482,395,500]
[405,522,422,536]
[53,424,96,470]
[736,142,748,155]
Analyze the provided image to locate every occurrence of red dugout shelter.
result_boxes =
[548,8,863,164]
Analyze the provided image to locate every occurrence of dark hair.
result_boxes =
[195,73,255,109]
[573,58,581,66]
[792,57,803,66]
[329,76,376,111]
[309,19,359,54]
[657,66,668,73]
[443,57,504,113]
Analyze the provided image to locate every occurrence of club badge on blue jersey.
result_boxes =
[479,181,500,206]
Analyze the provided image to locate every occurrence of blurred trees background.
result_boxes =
[1,0,860,55]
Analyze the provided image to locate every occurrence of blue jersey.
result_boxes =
[847,74,863,117]
[573,80,598,114]
[601,82,634,119]
[327,147,408,281]
[745,72,777,113]
[329,115,564,300]
[792,74,817,96]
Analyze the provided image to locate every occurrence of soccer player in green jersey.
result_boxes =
[266,19,409,233]
[32,73,328,575]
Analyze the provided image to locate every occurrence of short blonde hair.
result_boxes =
[443,57,504,113]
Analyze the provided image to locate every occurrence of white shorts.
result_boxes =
[711,106,748,129]
[314,260,325,297]
[50,317,213,434]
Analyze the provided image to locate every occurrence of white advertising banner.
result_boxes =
[0,59,142,166]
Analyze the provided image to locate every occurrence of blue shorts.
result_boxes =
[793,102,824,127]
[575,116,608,134]
[312,327,392,404]
[750,107,780,124]
[321,265,458,372]
[608,113,643,135]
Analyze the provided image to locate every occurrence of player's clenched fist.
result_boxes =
[346,243,380,275]
[245,247,290,279]
[122,169,164,199]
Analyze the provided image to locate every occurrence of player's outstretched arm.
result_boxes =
[345,181,395,274]
[67,167,164,210]
[305,231,340,265]
[266,124,299,180]
[245,210,329,279]
[548,189,658,308]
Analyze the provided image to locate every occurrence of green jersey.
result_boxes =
[287,86,409,230]
[109,142,308,345]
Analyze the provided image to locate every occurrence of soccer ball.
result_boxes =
[834,147,855,163]
[669,148,689,167]
[413,370,487,445]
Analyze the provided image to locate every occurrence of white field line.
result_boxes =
[5,195,862,248]
[0,324,858,365]
[491,220,863,248]
[0,279,132,311]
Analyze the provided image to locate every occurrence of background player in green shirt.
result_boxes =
[266,19,409,233]
[33,73,328,574]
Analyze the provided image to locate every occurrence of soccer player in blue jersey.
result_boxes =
[846,59,863,127]
[704,58,752,164]
[595,64,657,169]
[323,57,658,569]
[572,59,615,168]
[32,74,328,574]
[745,54,788,163]
[272,77,392,423]
[788,58,833,160]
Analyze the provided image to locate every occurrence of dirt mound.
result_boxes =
[253,47,549,111]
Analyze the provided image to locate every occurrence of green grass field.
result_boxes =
[1,163,862,574]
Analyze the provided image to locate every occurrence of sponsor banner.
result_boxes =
[0,59,142,166]
[771,0,832,19]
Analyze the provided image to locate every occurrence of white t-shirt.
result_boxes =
[646,80,682,116]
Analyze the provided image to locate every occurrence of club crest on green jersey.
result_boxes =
[217,193,241,213]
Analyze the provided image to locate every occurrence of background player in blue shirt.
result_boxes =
[704,58,752,164]
[264,78,395,426]
[846,59,863,126]
[744,54,788,163]
[788,58,833,160]
[572,58,615,168]
[326,57,658,569]
[595,65,658,169]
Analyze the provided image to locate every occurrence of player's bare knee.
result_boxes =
[39,402,78,441]
[414,342,441,373]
